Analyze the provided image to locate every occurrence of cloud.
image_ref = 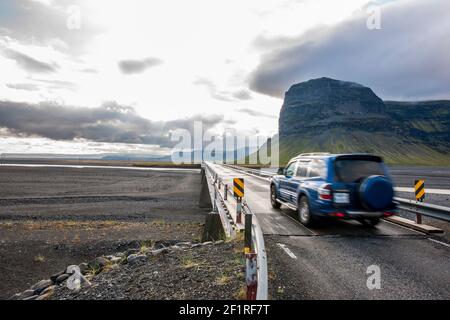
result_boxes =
[194,77,253,102]
[0,0,104,55]
[2,48,58,73]
[6,83,40,91]
[0,100,228,148]
[32,78,77,90]
[249,0,450,100]
[237,108,277,119]
[118,57,163,74]
[232,90,253,100]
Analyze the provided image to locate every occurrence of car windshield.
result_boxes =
[334,159,386,183]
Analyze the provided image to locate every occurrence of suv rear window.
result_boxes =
[334,159,386,183]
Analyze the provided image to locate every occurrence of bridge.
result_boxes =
[202,162,450,300]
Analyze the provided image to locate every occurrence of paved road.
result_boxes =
[389,166,450,190]
[210,164,450,300]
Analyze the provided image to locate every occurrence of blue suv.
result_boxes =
[270,153,397,227]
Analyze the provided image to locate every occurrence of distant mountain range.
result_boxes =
[275,77,450,166]
[0,153,172,162]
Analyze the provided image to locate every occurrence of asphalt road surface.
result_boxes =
[210,164,450,300]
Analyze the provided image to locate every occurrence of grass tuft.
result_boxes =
[34,254,45,263]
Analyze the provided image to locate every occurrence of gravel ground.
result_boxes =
[0,166,203,221]
[52,241,245,300]
[0,166,209,299]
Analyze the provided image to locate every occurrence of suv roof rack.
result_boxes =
[295,152,330,158]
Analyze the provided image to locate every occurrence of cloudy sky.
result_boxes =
[0,0,448,155]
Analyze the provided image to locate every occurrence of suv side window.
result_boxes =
[285,162,296,177]
[308,159,326,178]
[296,161,310,177]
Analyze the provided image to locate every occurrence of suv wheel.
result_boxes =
[298,196,313,226]
[270,185,281,209]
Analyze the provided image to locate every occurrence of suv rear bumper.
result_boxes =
[346,211,385,219]
[314,208,397,219]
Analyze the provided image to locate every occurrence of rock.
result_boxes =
[31,279,53,294]
[175,242,192,247]
[79,263,89,275]
[109,256,122,264]
[36,291,53,300]
[151,247,170,255]
[115,252,125,258]
[8,293,22,300]
[21,290,36,299]
[50,270,65,282]
[127,254,148,265]
[56,274,70,284]
[23,295,39,301]
[153,240,179,249]
[88,257,110,270]
[105,255,122,263]
[40,285,55,296]
[66,265,79,274]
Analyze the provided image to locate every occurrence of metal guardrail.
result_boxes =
[242,201,268,300]
[203,162,268,300]
[222,164,273,179]
[203,163,235,238]
[394,197,450,222]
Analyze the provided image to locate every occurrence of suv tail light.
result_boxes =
[318,184,332,201]
[383,211,396,217]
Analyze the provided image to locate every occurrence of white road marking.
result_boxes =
[277,243,298,259]
[395,187,450,195]
[428,238,450,248]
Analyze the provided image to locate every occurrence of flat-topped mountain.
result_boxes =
[276,78,450,165]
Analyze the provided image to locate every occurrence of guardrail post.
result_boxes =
[416,207,423,225]
[244,213,252,253]
[246,253,257,300]
[224,184,228,201]
[236,198,242,224]
[244,205,257,300]
[213,187,218,212]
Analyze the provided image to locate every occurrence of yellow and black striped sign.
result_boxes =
[415,179,425,201]
[233,178,244,199]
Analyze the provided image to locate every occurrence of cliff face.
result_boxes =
[279,78,390,136]
[277,78,450,165]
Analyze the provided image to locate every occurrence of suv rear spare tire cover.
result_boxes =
[359,175,394,211]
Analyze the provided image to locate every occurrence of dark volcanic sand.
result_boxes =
[0,166,208,299]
